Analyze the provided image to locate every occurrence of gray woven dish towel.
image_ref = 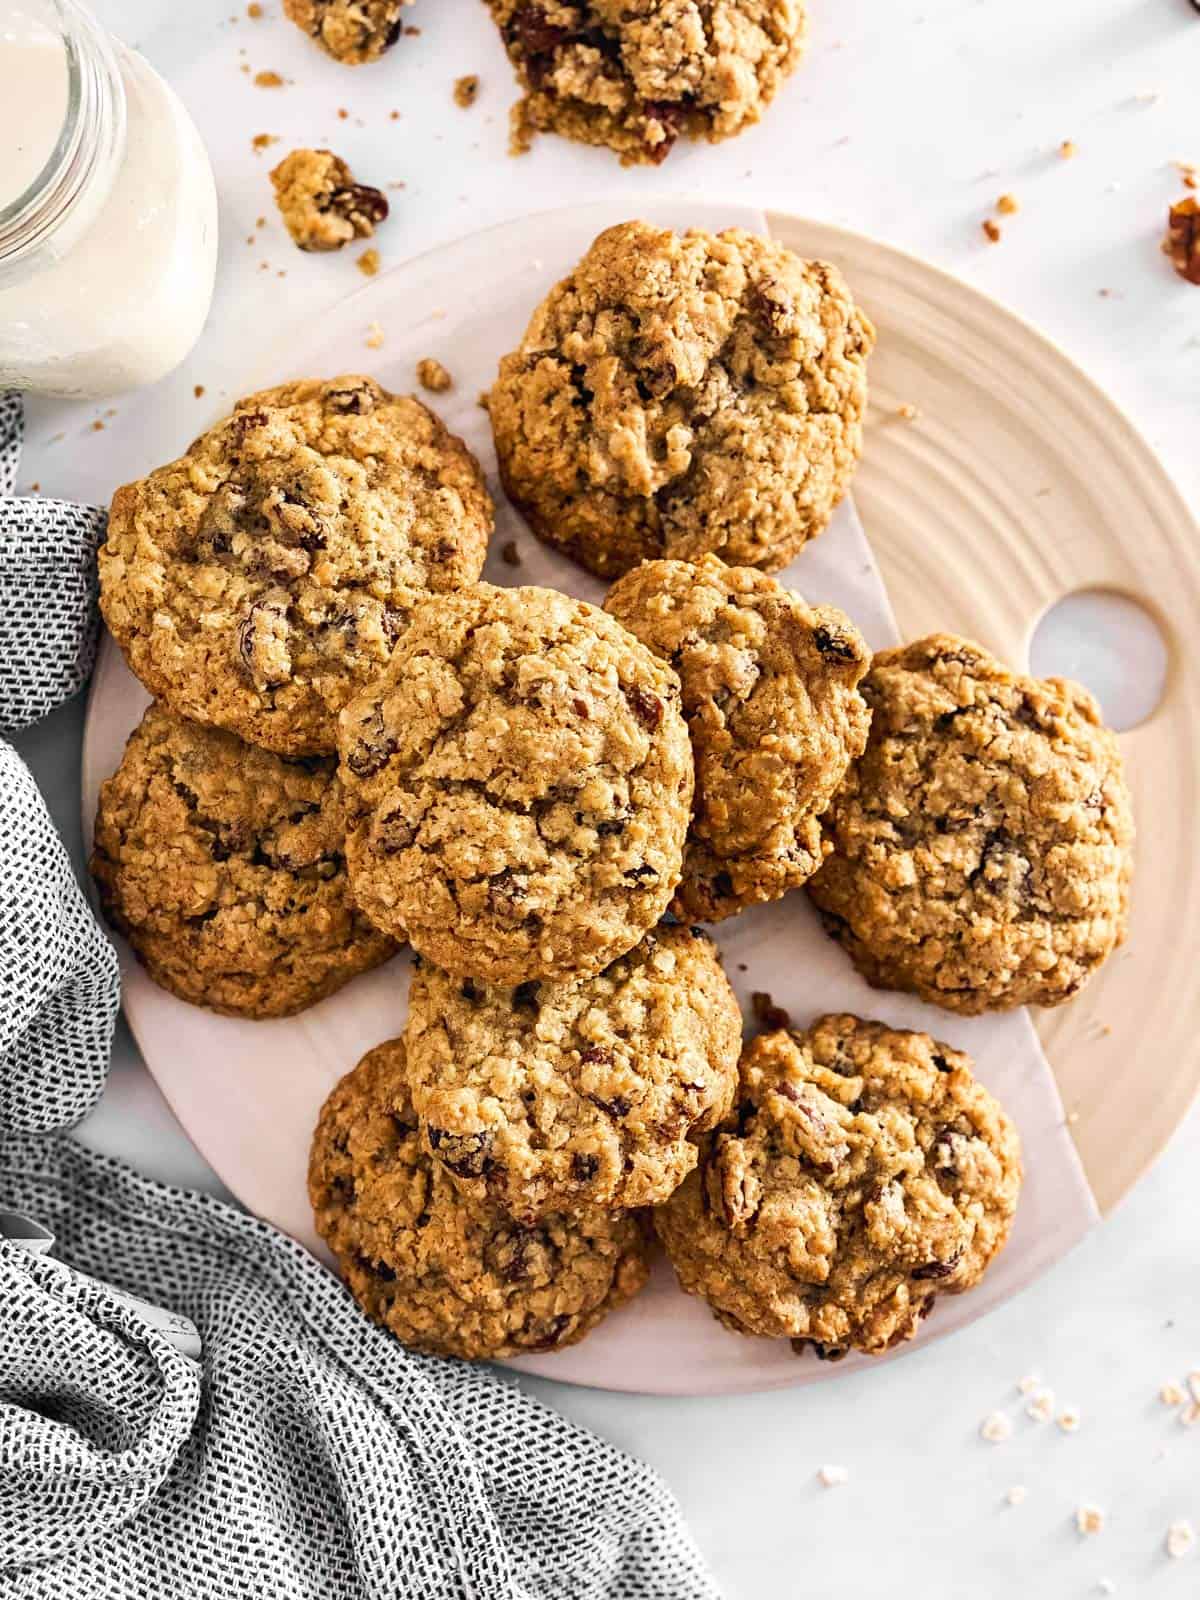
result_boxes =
[0,394,120,1133]
[0,391,720,1599]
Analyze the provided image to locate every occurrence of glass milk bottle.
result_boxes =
[0,0,218,397]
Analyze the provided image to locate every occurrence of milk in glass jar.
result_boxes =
[0,0,218,397]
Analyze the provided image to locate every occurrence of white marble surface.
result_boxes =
[12,0,1200,1594]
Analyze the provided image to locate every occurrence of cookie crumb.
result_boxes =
[751,991,792,1032]
[817,1465,848,1488]
[980,1411,1012,1443]
[1166,1520,1196,1559]
[1058,1406,1081,1432]
[896,402,919,421]
[251,133,277,153]
[90,419,105,432]
[454,74,479,108]
[357,248,380,277]
[982,218,1002,243]
[365,320,385,350]
[416,357,453,393]
[1006,1485,1027,1506]
[997,193,1020,215]
[1166,197,1200,283]
[1179,1400,1200,1426]
[247,2,263,14]
[1161,1380,1186,1405]
[193,384,206,399]
[1187,1372,1200,1401]
[1076,1504,1105,1536]
[1059,139,1078,159]
[1017,1374,1039,1395]
[500,540,521,567]
[254,69,284,87]
[1026,1388,1055,1423]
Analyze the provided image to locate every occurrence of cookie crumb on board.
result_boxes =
[1076,1504,1105,1537]
[358,247,381,276]
[896,401,920,421]
[982,218,1002,243]
[1166,1521,1196,1559]
[454,74,479,107]
[193,384,206,398]
[500,539,521,566]
[817,1465,848,1488]
[997,192,1019,214]
[1058,1406,1081,1432]
[1005,1485,1027,1506]
[251,132,278,153]
[254,69,284,87]
[1164,197,1200,284]
[1026,1388,1055,1422]
[1059,139,1078,159]
[271,148,388,252]
[416,357,452,393]
[247,2,263,15]
[365,321,385,349]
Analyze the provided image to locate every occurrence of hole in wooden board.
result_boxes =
[1028,589,1170,732]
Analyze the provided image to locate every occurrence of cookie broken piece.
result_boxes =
[91,704,397,1018]
[807,634,1134,1013]
[489,222,874,578]
[1165,196,1200,284]
[283,0,408,63]
[405,925,741,1219]
[487,0,806,165]
[310,1037,649,1359]
[655,1015,1022,1357]
[606,555,872,921]
[270,148,388,252]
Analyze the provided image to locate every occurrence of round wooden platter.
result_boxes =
[83,202,1200,1394]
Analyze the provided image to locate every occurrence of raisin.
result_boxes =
[571,1152,600,1182]
[812,624,862,665]
[326,185,390,235]
[460,979,482,1002]
[580,1045,612,1066]
[751,991,792,1032]
[912,1253,962,1281]
[624,684,663,730]
[641,100,684,164]
[591,1093,630,1119]
[427,1125,495,1179]
[345,707,397,778]
[512,981,541,1013]
[508,6,570,58]
[522,1312,573,1351]
[374,809,414,854]
[791,1338,847,1362]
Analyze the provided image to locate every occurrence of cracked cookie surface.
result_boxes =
[656,1014,1022,1357]
[270,149,388,252]
[807,634,1134,1013]
[90,703,396,1018]
[605,555,871,921]
[283,0,408,63]
[488,222,874,578]
[489,0,805,165]
[337,582,693,981]
[99,376,492,756]
[405,925,741,1219]
[309,1037,649,1359]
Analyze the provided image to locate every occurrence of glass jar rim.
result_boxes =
[0,0,125,265]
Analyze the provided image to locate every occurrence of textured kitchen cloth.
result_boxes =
[0,393,119,1133]
[0,1133,719,1599]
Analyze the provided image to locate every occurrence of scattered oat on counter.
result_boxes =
[1166,197,1200,283]
[1058,1407,1081,1432]
[358,247,380,277]
[271,148,388,252]
[982,218,1002,243]
[499,540,521,567]
[1166,1520,1196,1559]
[1180,1400,1200,1426]
[896,402,920,421]
[247,1,263,14]
[365,320,385,350]
[817,1465,848,1488]
[254,69,284,87]
[1076,1504,1105,1537]
[1017,1375,1039,1395]
[980,1411,1012,1443]
[416,357,453,393]
[1161,1380,1186,1405]
[251,133,278,153]
[454,74,479,108]
[1026,1388,1055,1423]
[1006,1485,1027,1507]
[997,193,1019,215]
[1059,139,1078,159]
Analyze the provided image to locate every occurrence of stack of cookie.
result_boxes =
[92,221,1134,1368]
